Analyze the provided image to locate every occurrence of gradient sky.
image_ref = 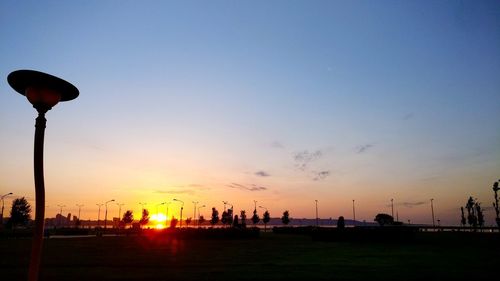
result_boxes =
[1,0,499,226]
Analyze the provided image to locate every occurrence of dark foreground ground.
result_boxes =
[1,231,499,281]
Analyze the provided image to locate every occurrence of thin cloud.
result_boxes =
[293,150,322,170]
[154,189,196,195]
[271,141,284,149]
[386,201,427,208]
[312,170,330,181]
[255,170,270,177]
[227,183,268,192]
[356,144,374,154]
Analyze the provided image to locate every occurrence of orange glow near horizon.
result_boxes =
[150,213,167,229]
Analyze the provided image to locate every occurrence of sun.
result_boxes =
[150,213,167,229]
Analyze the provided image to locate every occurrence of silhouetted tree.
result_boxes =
[263,210,270,232]
[227,208,234,226]
[337,216,345,229]
[122,210,133,228]
[374,213,394,226]
[476,203,484,228]
[493,181,500,228]
[251,209,260,225]
[465,196,478,228]
[198,215,205,226]
[221,211,229,226]
[232,215,239,228]
[240,210,247,228]
[281,210,290,225]
[460,207,466,227]
[139,209,150,229]
[8,197,31,228]
[210,207,219,226]
[185,217,192,227]
[170,217,179,228]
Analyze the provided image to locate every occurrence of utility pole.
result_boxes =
[431,198,436,227]
[315,200,319,226]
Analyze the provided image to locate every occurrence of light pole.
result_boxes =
[139,202,147,212]
[253,200,257,211]
[104,199,115,230]
[192,201,198,227]
[391,198,394,218]
[165,202,171,220]
[430,198,435,227]
[198,205,206,227]
[1,192,13,225]
[8,70,79,281]
[315,200,319,226]
[223,201,228,212]
[96,203,103,227]
[117,203,124,222]
[259,205,268,211]
[173,199,184,228]
[76,204,83,227]
[57,204,66,226]
[352,199,356,224]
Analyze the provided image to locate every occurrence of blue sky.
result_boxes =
[1,0,499,225]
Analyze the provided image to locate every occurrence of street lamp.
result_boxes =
[253,200,257,211]
[430,198,436,228]
[8,69,79,281]
[258,205,268,211]
[1,192,13,225]
[156,202,166,217]
[223,201,228,212]
[198,205,206,227]
[173,199,184,228]
[57,204,66,226]
[139,202,147,211]
[117,203,124,221]
[390,198,394,218]
[352,200,356,225]
[104,199,115,230]
[192,201,198,226]
[76,204,84,227]
[96,203,103,227]
[315,200,319,226]
[165,202,172,220]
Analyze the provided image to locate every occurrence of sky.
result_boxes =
[0,0,499,226]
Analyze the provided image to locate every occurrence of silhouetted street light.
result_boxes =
[139,202,147,211]
[104,199,115,229]
[391,198,394,218]
[156,202,166,217]
[173,199,184,228]
[430,198,436,227]
[165,202,172,220]
[198,205,206,227]
[253,200,257,211]
[96,203,103,227]
[315,200,319,226]
[223,201,228,212]
[258,205,268,211]
[352,199,356,224]
[8,68,79,281]
[192,201,198,226]
[57,204,66,226]
[1,192,13,225]
[76,204,84,225]
[117,203,124,222]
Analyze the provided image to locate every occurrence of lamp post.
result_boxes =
[315,200,319,226]
[1,192,13,225]
[223,201,228,212]
[173,199,184,228]
[104,199,115,230]
[192,201,198,226]
[165,202,171,220]
[198,205,206,227]
[391,198,394,218]
[259,205,267,211]
[253,200,257,211]
[352,199,356,224]
[117,203,124,221]
[57,204,66,226]
[96,203,103,227]
[76,204,83,227]
[8,68,79,281]
[430,198,436,228]
[139,202,147,212]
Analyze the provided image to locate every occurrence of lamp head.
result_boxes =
[7,70,79,112]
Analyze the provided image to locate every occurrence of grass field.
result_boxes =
[1,231,499,280]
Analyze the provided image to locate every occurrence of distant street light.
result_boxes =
[258,205,268,211]
[315,200,319,226]
[139,202,147,211]
[8,69,79,281]
[253,200,257,211]
[198,205,206,227]
[391,198,394,218]
[117,203,124,222]
[1,192,13,225]
[173,199,184,228]
[223,201,228,212]
[192,201,198,226]
[156,202,166,217]
[104,199,115,229]
[352,199,356,224]
[165,202,172,220]
[57,204,66,226]
[430,198,436,227]
[96,204,103,227]
[76,204,84,225]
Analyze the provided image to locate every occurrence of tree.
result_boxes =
[492,181,500,228]
[185,217,192,227]
[374,213,394,226]
[170,217,179,228]
[465,196,477,228]
[263,210,270,232]
[281,210,290,225]
[8,197,31,228]
[227,208,234,226]
[232,215,239,228]
[198,215,205,226]
[337,216,345,229]
[210,207,219,226]
[240,210,247,228]
[221,211,228,226]
[251,209,260,225]
[460,207,466,226]
[122,210,133,228]
[139,208,150,229]
[476,203,484,228]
